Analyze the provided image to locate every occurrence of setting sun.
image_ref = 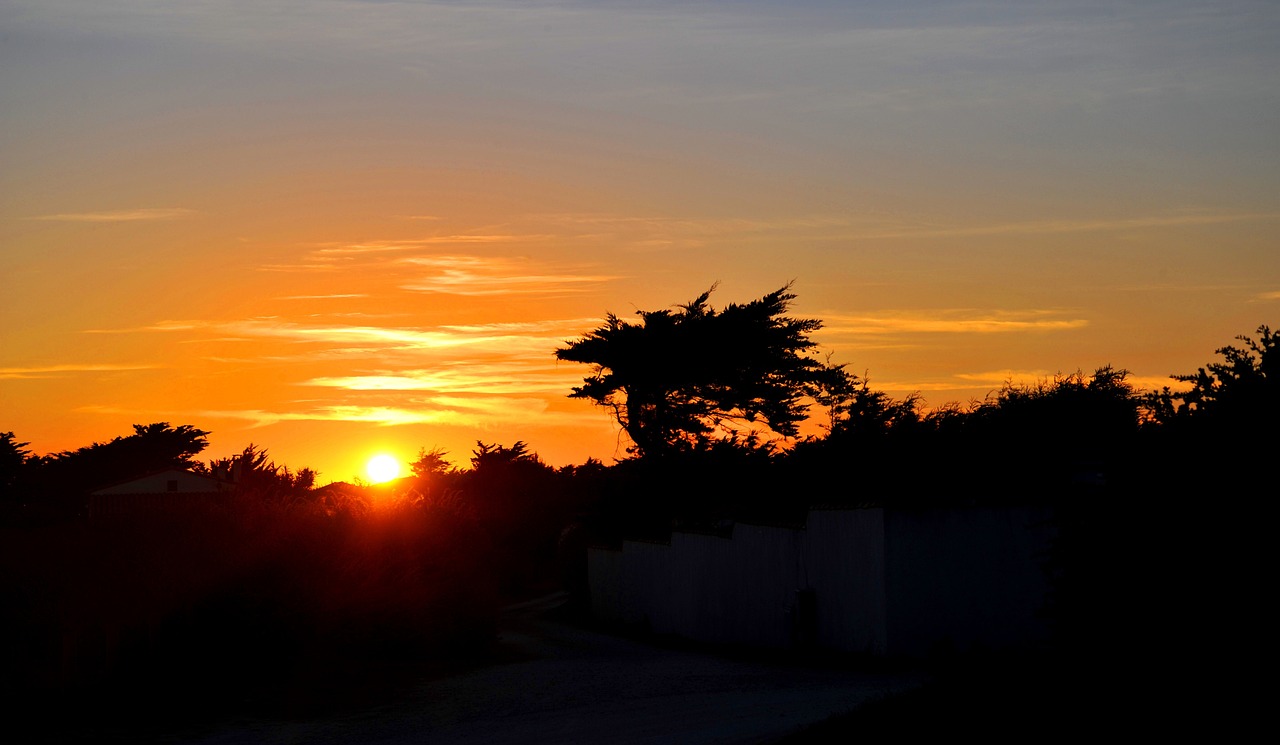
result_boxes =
[366,454,402,484]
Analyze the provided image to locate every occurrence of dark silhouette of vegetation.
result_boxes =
[410,445,454,479]
[2,431,507,737]
[1147,324,1276,425]
[44,422,210,481]
[556,282,838,457]
[3,310,1272,738]
[5,423,211,521]
[821,373,922,441]
[0,431,32,501]
[196,443,318,504]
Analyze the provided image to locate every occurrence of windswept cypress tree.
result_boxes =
[556,283,837,457]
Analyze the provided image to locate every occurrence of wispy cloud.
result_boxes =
[312,235,547,256]
[257,263,340,273]
[229,318,596,355]
[196,398,596,429]
[32,208,195,223]
[399,255,618,296]
[952,370,1191,394]
[304,366,578,396]
[194,406,446,428]
[260,237,573,279]
[852,212,1277,240]
[1253,290,1280,302]
[869,370,1191,401]
[280,294,368,300]
[535,212,857,250]
[532,210,1278,246]
[86,315,600,361]
[85,320,207,334]
[820,310,1088,336]
[0,363,156,379]
[954,369,1062,386]
[1125,375,1193,392]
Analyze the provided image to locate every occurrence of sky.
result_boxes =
[2,0,1277,482]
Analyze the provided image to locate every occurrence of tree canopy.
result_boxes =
[1147,324,1277,426]
[1,432,32,499]
[38,422,211,494]
[411,446,454,479]
[555,283,835,457]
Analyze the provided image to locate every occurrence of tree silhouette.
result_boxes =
[202,443,315,502]
[822,374,922,441]
[1,431,33,500]
[470,440,541,470]
[968,366,1141,484]
[556,283,832,457]
[1147,324,1277,426]
[37,423,211,495]
[411,446,453,479]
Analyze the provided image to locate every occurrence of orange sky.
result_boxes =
[2,1,1277,482]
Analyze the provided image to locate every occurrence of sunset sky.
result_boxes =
[3,0,1277,482]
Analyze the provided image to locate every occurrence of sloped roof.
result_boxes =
[91,468,226,495]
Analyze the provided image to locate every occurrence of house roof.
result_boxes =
[90,468,226,495]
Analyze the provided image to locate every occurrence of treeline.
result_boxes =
[2,319,1272,534]
[566,324,1276,542]
[549,285,1274,532]
[0,436,574,736]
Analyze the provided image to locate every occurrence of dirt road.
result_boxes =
[191,593,921,744]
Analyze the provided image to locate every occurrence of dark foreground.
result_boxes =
[18,588,1260,743]
[157,592,915,745]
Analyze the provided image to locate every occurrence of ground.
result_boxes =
[180,593,921,744]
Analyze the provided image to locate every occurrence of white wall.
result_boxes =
[805,509,889,655]
[587,506,1054,657]
[883,507,1055,656]
[93,469,222,495]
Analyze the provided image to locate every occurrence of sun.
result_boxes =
[365,454,401,484]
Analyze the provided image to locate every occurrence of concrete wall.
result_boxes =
[883,507,1055,656]
[587,506,1054,657]
[805,509,889,655]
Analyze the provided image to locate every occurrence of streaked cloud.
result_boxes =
[194,406,446,428]
[536,212,858,250]
[954,369,1064,387]
[532,210,1278,247]
[255,238,546,273]
[314,236,541,256]
[215,318,593,356]
[400,255,618,296]
[280,293,368,300]
[84,320,212,334]
[820,310,1088,336]
[852,212,1277,240]
[1253,290,1280,302]
[31,208,196,223]
[873,370,1192,400]
[86,315,600,361]
[257,263,340,273]
[1125,375,1193,393]
[196,397,596,429]
[953,370,1194,395]
[0,363,157,379]
[304,367,578,396]
[871,380,984,395]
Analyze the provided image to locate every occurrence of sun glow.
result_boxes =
[366,454,402,484]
